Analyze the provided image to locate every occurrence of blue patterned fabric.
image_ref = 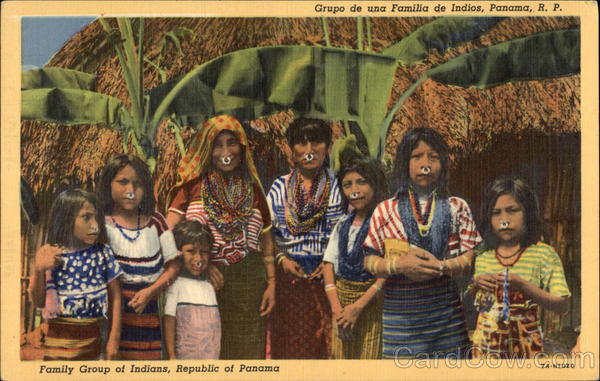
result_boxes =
[337,211,374,282]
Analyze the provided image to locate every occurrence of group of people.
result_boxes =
[29,115,571,361]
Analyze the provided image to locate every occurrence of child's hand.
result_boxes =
[105,338,120,360]
[474,274,497,292]
[34,245,64,271]
[281,257,307,279]
[337,302,363,330]
[491,273,524,292]
[308,263,324,280]
[207,264,224,290]
[128,287,154,313]
[259,282,275,316]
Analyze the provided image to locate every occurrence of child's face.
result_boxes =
[111,165,143,213]
[212,131,242,173]
[491,194,526,246]
[341,171,375,213]
[291,140,328,172]
[180,243,211,277]
[409,140,441,193]
[72,201,100,249]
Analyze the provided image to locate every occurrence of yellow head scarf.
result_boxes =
[166,115,266,209]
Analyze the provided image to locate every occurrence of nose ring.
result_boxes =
[125,192,135,200]
[500,221,509,229]
[349,192,360,200]
[221,156,232,165]
[420,166,431,175]
[304,153,315,162]
[89,225,99,234]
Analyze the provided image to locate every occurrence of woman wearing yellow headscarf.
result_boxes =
[166,115,275,359]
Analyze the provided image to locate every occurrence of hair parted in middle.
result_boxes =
[47,188,108,248]
[480,175,542,248]
[172,219,214,250]
[285,118,332,148]
[96,154,155,215]
[338,155,389,211]
[394,127,450,197]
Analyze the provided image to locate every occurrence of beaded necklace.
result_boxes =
[111,210,141,242]
[201,170,254,241]
[408,189,436,236]
[285,167,331,235]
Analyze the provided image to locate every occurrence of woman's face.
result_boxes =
[491,193,526,246]
[111,165,143,213]
[408,140,442,193]
[341,171,375,213]
[212,131,242,173]
[291,139,329,173]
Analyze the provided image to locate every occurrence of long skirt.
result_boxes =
[44,317,102,360]
[120,282,162,360]
[383,276,469,359]
[331,278,383,359]
[175,304,221,359]
[270,270,332,359]
[216,252,266,359]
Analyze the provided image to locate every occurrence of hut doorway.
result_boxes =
[450,132,581,347]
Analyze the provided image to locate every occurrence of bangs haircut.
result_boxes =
[173,219,214,250]
[338,156,389,211]
[394,127,450,197]
[285,118,332,148]
[480,176,542,248]
[96,154,155,215]
[47,189,107,248]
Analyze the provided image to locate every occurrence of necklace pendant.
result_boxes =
[419,226,430,236]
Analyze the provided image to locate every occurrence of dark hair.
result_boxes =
[96,154,155,215]
[480,176,541,248]
[285,118,332,148]
[394,127,450,197]
[47,189,107,248]
[338,156,389,211]
[172,220,214,250]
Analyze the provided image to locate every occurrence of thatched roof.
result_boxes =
[21,16,580,209]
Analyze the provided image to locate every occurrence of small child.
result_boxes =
[29,189,123,360]
[163,220,221,359]
[471,176,571,358]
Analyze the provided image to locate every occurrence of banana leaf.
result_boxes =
[21,67,95,90]
[382,17,504,65]
[148,45,398,157]
[427,28,580,88]
[21,88,131,130]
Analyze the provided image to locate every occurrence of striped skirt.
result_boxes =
[382,276,469,359]
[44,317,102,360]
[120,282,162,360]
[270,269,332,359]
[216,252,266,359]
[331,278,382,359]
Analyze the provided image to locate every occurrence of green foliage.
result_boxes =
[21,67,95,90]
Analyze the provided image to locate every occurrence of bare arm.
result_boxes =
[364,252,440,281]
[338,277,385,329]
[495,273,570,314]
[166,211,185,230]
[105,277,122,360]
[163,315,177,359]
[29,245,63,307]
[259,230,276,316]
[323,262,342,317]
[128,258,181,313]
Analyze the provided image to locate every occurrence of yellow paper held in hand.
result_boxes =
[384,238,409,258]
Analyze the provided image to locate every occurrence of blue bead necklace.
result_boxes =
[111,210,141,242]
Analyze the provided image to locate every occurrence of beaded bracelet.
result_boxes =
[266,275,276,282]
[276,253,287,266]
[370,283,382,292]
[324,283,336,292]
[262,256,275,265]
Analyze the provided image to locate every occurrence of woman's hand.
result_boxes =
[105,337,120,360]
[395,251,440,281]
[128,287,154,313]
[34,245,64,271]
[281,257,306,279]
[207,263,224,291]
[473,274,497,292]
[337,302,364,330]
[308,263,324,280]
[259,282,275,316]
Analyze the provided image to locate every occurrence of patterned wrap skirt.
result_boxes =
[270,269,332,359]
[216,251,266,359]
[44,317,102,360]
[471,304,543,358]
[382,276,469,359]
[175,304,221,359]
[331,278,383,359]
[120,282,162,360]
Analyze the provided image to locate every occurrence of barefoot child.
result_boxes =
[471,176,570,358]
[97,154,179,360]
[164,220,221,359]
[322,157,387,359]
[29,189,123,360]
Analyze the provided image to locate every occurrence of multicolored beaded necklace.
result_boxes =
[201,170,254,241]
[408,189,436,236]
[110,210,141,242]
[285,167,331,235]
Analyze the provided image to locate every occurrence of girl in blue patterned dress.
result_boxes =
[29,189,123,360]
[97,154,179,360]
